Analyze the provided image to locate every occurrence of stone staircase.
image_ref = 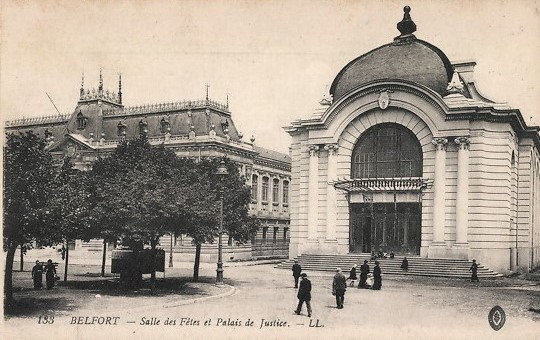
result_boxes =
[276,253,503,279]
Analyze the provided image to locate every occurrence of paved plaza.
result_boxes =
[4,262,539,339]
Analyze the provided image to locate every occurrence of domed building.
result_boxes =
[285,7,540,273]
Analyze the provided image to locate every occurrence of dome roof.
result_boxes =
[330,7,454,100]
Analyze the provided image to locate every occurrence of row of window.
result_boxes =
[116,119,168,136]
[251,175,289,205]
[257,227,289,244]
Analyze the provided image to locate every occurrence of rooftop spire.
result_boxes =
[118,72,122,104]
[80,71,85,99]
[98,68,103,95]
[397,6,416,37]
[205,83,210,102]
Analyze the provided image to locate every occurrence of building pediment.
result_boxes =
[47,133,96,157]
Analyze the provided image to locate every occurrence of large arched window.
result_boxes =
[351,123,422,178]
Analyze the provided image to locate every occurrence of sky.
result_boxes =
[1,0,539,153]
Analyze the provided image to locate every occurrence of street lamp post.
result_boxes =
[215,160,228,284]
[169,233,174,268]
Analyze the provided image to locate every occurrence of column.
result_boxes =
[454,137,470,244]
[307,145,320,240]
[431,138,448,244]
[325,144,338,241]
[381,206,387,246]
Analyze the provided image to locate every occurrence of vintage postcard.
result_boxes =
[2,1,539,339]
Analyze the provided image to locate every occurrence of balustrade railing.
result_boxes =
[334,177,429,192]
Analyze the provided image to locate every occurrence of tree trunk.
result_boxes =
[19,244,24,271]
[101,239,107,277]
[193,243,201,282]
[4,243,18,308]
[63,242,69,282]
[150,237,156,292]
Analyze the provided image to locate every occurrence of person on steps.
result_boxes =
[292,260,302,288]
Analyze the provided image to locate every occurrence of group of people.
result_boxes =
[292,255,480,317]
[291,259,384,316]
[347,260,382,290]
[31,259,57,290]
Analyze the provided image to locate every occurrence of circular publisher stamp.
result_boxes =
[488,306,506,331]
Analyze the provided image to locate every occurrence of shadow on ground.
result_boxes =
[5,296,75,318]
[5,276,220,318]
[59,276,214,297]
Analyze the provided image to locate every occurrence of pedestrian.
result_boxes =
[389,251,395,259]
[469,259,479,282]
[348,264,358,287]
[45,259,56,289]
[370,251,376,261]
[401,257,409,271]
[292,260,302,288]
[31,260,43,290]
[359,260,370,288]
[372,261,382,290]
[365,273,374,289]
[294,273,312,317]
[332,268,347,309]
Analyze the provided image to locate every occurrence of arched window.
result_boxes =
[160,117,170,134]
[117,121,127,136]
[76,112,87,130]
[351,123,422,178]
[139,120,148,136]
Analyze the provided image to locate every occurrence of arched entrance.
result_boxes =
[347,123,423,254]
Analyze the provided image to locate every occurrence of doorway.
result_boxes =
[349,202,421,254]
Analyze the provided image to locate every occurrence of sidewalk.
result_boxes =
[6,262,235,318]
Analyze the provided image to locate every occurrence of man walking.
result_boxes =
[292,260,302,288]
[359,260,370,288]
[332,268,347,309]
[294,273,312,317]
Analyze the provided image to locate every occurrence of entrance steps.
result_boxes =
[276,253,503,279]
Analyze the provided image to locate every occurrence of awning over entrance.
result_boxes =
[334,177,430,193]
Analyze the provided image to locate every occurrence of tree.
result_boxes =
[3,132,58,305]
[89,137,196,288]
[48,158,93,282]
[188,158,257,280]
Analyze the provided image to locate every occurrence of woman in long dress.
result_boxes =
[372,261,382,290]
[45,259,56,289]
[32,260,43,289]
[348,264,358,286]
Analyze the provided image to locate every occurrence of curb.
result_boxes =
[162,283,237,309]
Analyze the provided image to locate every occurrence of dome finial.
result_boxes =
[446,70,464,96]
[397,5,416,36]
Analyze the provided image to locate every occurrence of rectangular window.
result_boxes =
[273,227,278,243]
[283,227,289,241]
[272,179,279,205]
[251,175,258,201]
[262,227,268,243]
[262,177,269,202]
[282,181,289,205]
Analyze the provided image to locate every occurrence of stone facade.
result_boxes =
[285,8,540,273]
